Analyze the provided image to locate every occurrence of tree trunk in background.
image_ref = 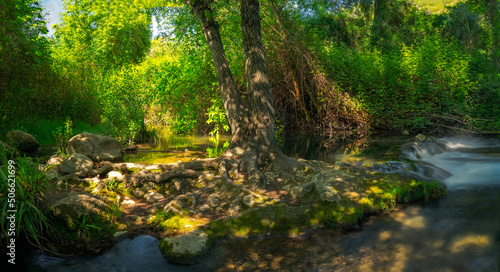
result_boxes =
[188,0,281,164]
[188,0,244,135]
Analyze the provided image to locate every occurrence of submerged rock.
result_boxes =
[68,132,124,162]
[159,229,211,264]
[6,130,39,152]
[401,135,448,160]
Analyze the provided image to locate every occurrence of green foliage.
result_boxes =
[206,134,230,158]
[98,66,148,144]
[0,146,54,246]
[323,33,473,131]
[66,214,102,241]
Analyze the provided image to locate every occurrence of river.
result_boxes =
[28,134,500,271]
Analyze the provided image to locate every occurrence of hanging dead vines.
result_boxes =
[262,0,369,132]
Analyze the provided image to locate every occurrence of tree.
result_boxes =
[0,0,49,92]
[54,0,152,71]
[187,0,282,176]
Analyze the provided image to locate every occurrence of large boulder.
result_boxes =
[159,229,211,264]
[6,130,39,152]
[48,193,110,220]
[68,132,124,162]
[58,153,94,174]
[47,193,118,251]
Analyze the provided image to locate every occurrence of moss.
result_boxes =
[46,194,121,251]
[150,212,208,236]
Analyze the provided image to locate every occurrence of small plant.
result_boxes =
[106,179,120,192]
[67,215,101,241]
[53,117,73,158]
[206,133,230,158]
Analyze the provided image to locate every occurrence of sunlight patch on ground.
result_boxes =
[450,234,491,253]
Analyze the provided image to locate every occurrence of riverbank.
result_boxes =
[2,132,450,269]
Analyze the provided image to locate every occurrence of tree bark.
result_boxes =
[187,0,244,135]
[239,0,280,161]
[188,0,281,165]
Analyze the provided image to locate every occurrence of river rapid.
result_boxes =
[28,135,500,271]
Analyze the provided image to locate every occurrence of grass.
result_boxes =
[0,118,111,146]
[0,146,55,246]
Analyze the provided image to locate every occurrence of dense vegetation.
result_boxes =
[1,0,499,145]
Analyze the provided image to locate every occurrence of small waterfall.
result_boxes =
[404,136,500,189]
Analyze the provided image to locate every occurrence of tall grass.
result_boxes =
[0,146,54,246]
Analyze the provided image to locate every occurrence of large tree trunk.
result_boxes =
[239,0,280,161]
[188,0,281,166]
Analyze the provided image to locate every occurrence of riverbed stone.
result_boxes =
[6,130,39,152]
[144,191,164,203]
[159,229,211,264]
[415,134,426,142]
[198,204,210,212]
[58,153,94,174]
[47,155,65,166]
[107,171,124,181]
[315,184,341,202]
[68,132,124,162]
[45,169,60,180]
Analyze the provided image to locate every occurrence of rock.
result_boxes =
[68,132,124,162]
[58,154,94,174]
[164,193,199,215]
[6,130,39,152]
[47,155,65,166]
[198,204,210,212]
[159,229,211,264]
[315,184,341,203]
[291,173,323,198]
[415,134,426,142]
[242,195,255,207]
[107,171,124,180]
[173,178,184,191]
[144,191,164,203]
[45,169,59,180]
[48,193,110,225]
[207,196,219,208]
[124,145,138,152]
[402,130,410,135]
[134,188,146,198]
[113,231,130,242]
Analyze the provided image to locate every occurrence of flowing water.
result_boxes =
[27,135,500,271]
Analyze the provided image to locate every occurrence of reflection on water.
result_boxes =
[29,135,500,271]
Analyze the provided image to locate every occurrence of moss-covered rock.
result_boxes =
[68,132,124,162]
[46,193,119,253]
[159,229,211,264]
[6,130,39,152]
